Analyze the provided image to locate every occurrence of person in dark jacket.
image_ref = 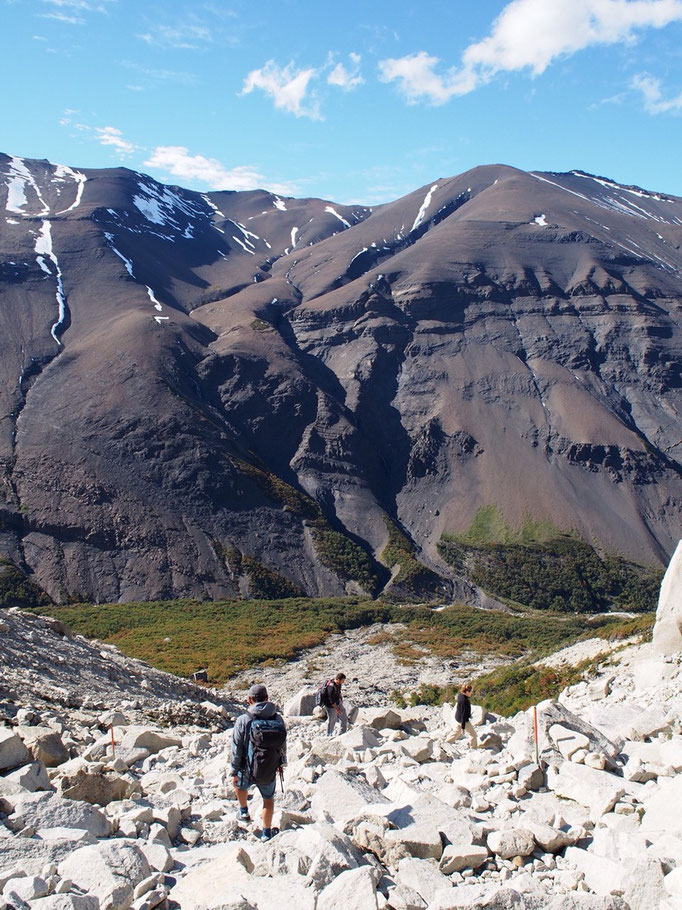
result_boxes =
[230,683,286,841]
[453,682,477,748]
[325,672,347,736]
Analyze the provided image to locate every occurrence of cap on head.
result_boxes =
[247,683,268,702]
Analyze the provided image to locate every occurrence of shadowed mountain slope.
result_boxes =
[1,154,680,603]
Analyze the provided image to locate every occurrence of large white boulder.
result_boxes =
[546,763,628,816]
[283,687,318,717]
[358,707,403,731]
[563,846,626,897]
[652,540,682,655]
[258,822,361,889]
[640,775,682,837]
[58,841,151,910]
[168,843,315,910]
[316,866,378,910]
[119,727,182,754]
[622,857,667,910]
[310,769,389,825]
[6,791,112,837]
[396,857,452,904]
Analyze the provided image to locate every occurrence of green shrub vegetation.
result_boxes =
[216,545,303,600]
[380,519,446,599]
[0,558,50,609]
[308,519,383,596]
[403,661,595,715]
[39,591,655,687]
[241,556,304,600]
[439,507,662,613]
[230,461,384,595]
[232,460,319,520]
[48,597,394,683]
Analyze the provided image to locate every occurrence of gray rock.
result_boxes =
[438,843,489,873]
[5,761,52,792]
[487,828,536,859]
[517,764,544,791]
[2,875,49,902]
[17,727,69,768]
[0,729,30,772]
[56,769,135,806]
[30,895,101,910]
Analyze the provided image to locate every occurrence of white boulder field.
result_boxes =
[0,540,680,909]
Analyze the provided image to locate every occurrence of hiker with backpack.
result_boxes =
[318,672,347,736]
[230,683,287,841]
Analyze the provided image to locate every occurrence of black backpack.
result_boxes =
[315,679,334,708]
[248,716,286,784]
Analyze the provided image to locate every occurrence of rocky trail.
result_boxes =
[0,541,681,910]
[230,623,511,709]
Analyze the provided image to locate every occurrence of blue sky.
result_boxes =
[2,0,682,203]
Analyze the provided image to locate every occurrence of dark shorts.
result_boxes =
[235,770,276,799]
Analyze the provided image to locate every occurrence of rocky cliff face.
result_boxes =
[1,155,681,602]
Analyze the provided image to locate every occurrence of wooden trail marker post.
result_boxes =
[533,705,539,766]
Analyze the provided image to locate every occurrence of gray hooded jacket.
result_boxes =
[230,700,287,775]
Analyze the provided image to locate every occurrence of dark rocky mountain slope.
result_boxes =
[0,154,680,603]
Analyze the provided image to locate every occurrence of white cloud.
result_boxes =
[380,0,682,104]
[94,126,136,157]
[241,60,321,119]
[378,51,476,104]
[327,52,364,91]
[143,145,296,194]
[137,23,213,49]
[40,11,85,24]
[632,72,682,111]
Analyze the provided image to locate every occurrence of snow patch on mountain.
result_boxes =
[5,156,50,217]
[325,205,351,228]
[411,184,438,233]
[35,220,67,345]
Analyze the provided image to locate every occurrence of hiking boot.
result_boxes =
[260,827,273,841]
[238,806,250,822]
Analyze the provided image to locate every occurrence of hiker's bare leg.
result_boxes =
[234,785,248,809]
[262,797,274,829]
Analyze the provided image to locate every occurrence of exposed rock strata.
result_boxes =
[1,156,681,601]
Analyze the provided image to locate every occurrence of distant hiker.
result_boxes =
[230,683,287,841]
[454,682,477,748]
[323,672,347,736]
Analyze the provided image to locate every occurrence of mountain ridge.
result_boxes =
[1,153,680,603]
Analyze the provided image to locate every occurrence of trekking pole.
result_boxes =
[110,723,116,760]
[278,766,284,794]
